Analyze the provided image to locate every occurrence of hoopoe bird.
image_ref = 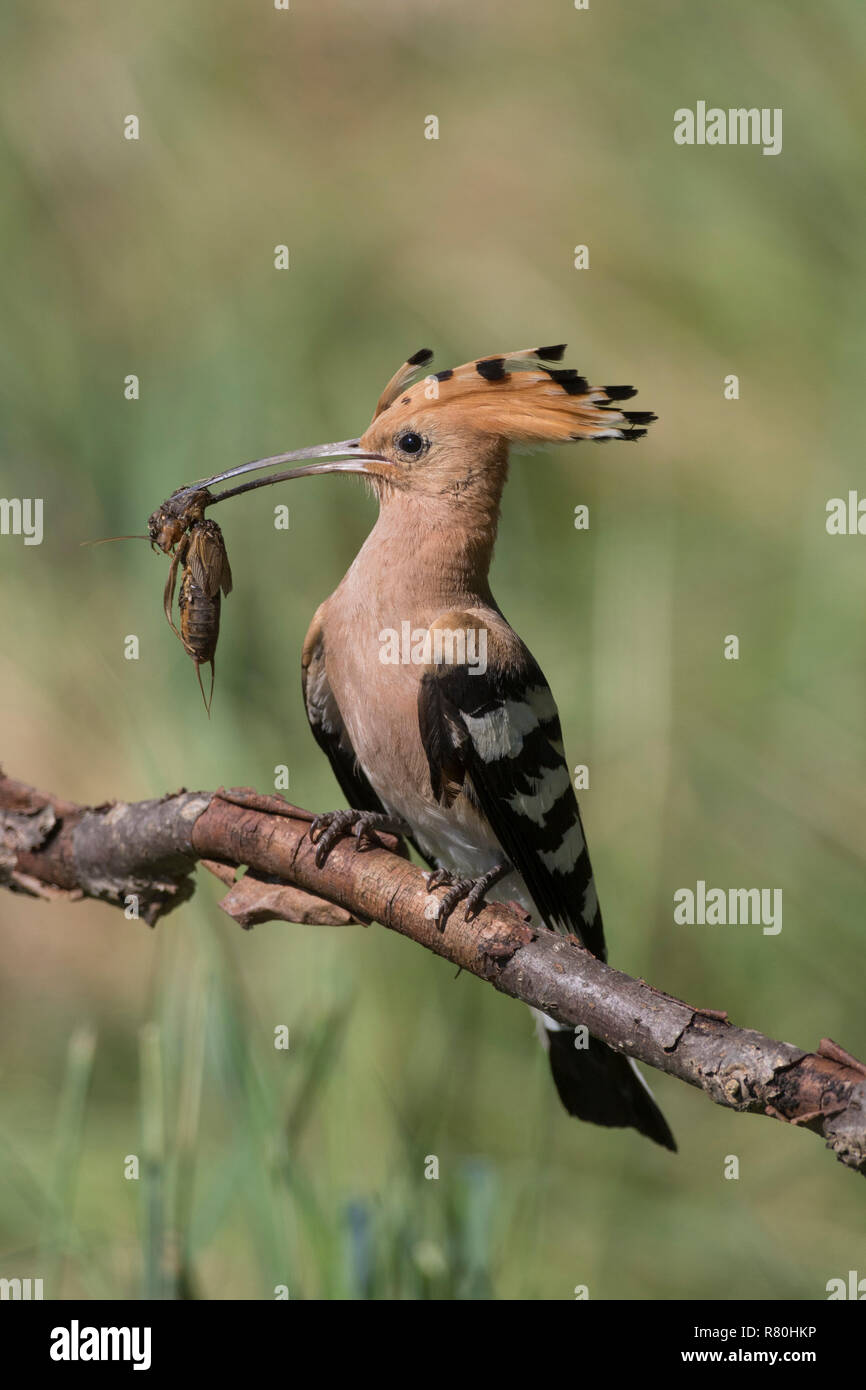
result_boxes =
[204,345,675,1149]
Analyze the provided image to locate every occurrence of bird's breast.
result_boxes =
[320,596,502,869]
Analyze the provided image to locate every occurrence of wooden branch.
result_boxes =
[2,770,865,1176]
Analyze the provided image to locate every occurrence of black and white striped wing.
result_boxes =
[417,636,606,960]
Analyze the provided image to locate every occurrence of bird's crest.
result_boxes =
[371,345,656,443]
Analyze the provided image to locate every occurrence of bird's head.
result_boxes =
[195,345,656,506]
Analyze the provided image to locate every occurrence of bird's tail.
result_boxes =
[540,1020,677,1151]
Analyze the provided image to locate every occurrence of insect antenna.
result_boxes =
[81,535,150,546]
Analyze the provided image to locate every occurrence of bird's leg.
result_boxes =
[308,808,414,868]
[424,861,512,929]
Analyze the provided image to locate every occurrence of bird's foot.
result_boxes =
[308,809,412,868]
[424,862,512,929]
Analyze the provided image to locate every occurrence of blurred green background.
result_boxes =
[1,0,864,1300]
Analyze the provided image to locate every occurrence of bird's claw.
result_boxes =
[424,862,511,930]
[309,810,356,866]
[424,868,453,892]
[309,809,409,868]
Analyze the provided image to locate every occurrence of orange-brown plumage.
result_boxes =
[365,343,653,448]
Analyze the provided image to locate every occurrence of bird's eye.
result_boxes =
[396,431,425,456]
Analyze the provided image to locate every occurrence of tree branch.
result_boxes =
[2,771,864,1176]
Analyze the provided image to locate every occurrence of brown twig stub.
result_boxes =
[818,1037,866,1077]
[1,770,865,1176]
[212,786,318,822]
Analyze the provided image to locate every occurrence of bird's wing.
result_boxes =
[302,609,436,868]
[417,612,606,958]
[302,608,391,815]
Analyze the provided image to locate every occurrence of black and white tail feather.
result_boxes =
[537,1016,675,1149]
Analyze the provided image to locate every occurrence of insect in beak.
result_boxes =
[86,488,231,714]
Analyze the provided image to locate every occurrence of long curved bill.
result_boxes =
[192,439,390,505]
